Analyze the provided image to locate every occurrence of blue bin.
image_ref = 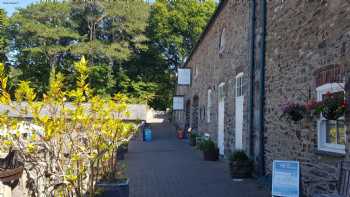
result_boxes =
[144,128,152,142]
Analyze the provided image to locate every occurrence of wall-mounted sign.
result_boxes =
[173,96,184,110]
[178,68,191,85]
[272,160,300,197]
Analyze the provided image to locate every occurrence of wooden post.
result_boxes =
[346,73,350,160]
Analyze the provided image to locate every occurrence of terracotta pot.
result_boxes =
[229,160,253,178]
[203,149,219,161]
[177,129,184,139]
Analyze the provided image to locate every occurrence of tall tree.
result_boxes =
[0,8,9,62]
[148,0,216,69]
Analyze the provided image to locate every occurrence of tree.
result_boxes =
[0,57,134,196]
[0,8,9,62]
[148,0,216,69]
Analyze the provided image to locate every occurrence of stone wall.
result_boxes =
[265,0,350,196]
[174,0,251,155]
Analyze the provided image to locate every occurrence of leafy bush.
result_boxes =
[198,139,217,152]
[229,151,249,162]
[0,57,134,196]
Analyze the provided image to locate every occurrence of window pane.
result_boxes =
[326,120,337,144]
[338,120,345,145]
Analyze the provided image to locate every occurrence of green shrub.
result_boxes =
[198,139,217,152]
[229,150,249,162]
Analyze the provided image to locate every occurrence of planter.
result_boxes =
[203,149,219,161]
[96,178,129,197]
[229,160,253,178]
[0,165,24,182]
[117,146,127,160]
[177,129,184,139]
[322,111,344,121]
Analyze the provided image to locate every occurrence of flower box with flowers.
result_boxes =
[281,102,307,122]
[307,92,347,120]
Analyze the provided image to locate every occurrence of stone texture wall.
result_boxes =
[174,0,251,155]
[265,0,350,196]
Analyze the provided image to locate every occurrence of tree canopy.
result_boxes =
[1,0,216,110]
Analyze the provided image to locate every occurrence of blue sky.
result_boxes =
[1,0,157,16]
[0,0,37,16]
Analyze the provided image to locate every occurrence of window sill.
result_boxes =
[315,150,345,158]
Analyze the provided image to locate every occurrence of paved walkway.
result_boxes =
[126,121,270,197]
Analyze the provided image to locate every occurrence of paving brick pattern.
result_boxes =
[126,121,270,197]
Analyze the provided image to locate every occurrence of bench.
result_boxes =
[312,161,350,197]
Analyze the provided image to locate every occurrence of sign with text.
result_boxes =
[177,68,191,85]
[173,96,184,110]
[272,160,300,197]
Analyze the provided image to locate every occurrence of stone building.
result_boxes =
[173,0,350,196]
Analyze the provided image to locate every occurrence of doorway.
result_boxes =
[218,83,225,155]
[235,73,244,150]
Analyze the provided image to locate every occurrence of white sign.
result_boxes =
[272,160,300,197]
[173,96,184,110]
[177,68,191,85]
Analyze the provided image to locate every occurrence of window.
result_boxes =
[207,89,212,123]
[193,65,198,78]
[317,83,346,154]
[219,27,226,55]
[236,73,244,97]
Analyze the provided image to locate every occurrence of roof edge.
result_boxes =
[182,0,229,68]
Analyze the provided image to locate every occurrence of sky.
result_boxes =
[0,0,157,16]
[0,0,36,16]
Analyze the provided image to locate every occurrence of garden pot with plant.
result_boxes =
[117,142,129,160]
[198,139,219,161]
[96,164,129,197]
[281,102,307,122]
[177,129,184,139]
[229,151,253,178]
[189,133,198,146]
[307,92,348,120]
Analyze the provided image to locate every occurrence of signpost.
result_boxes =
[177,68,191,85]
[272,160,300,197]
[173,96,184,111]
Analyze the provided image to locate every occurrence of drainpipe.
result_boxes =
[249,0,256,158]
[258,0,267,176]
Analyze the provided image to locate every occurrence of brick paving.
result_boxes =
[126,121,270,197]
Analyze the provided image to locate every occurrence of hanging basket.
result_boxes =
[0,150,24,182]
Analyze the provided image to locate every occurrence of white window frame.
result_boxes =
[207,89,212,123]
[316,83,346,154]
[235,72,244,97]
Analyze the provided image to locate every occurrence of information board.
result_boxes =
[177,68,191,85]
[173,96,184,110]
[272,160,300,197]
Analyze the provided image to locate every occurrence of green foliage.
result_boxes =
[229,151,249,162]
[148,0,216,68]
[0,58,135,196]
[198,139,218,152]
[2,0,216,110]
[0,8,9,62]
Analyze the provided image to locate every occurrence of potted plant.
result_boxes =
[189,133,198,146]
[281,101,307,121]
[96,163,129,197]
[229,151,253,178]
[307,92,347,120]
[177,128,184,139]
[198,139,219,161]
[117,141,129,160]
